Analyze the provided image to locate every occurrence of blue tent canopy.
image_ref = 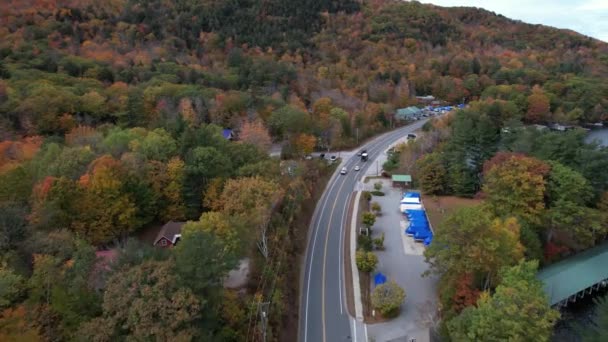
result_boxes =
[423,236,433,246]
[374,273,387,286]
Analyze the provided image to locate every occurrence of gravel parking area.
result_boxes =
[365,179,439,342]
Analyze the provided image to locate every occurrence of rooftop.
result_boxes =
[392,174,412,182]
[395,107,421,120]
[154,221,186,245]
[537,243,608,306]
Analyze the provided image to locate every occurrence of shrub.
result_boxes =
[373,232,385,250]
[362,191,372,202]
[358,234,373,251]
[371,281,406,318]
[370,191,385,196]
[356,250,378,273]
[374,181,383,191]
[371,201,382,215]
[362,212,376,229]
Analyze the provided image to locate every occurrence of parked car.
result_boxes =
[304,154,313,160]
[320,153,325,159]
[354,165,360,171]
[340,167,347,175]
[407,133,417,140]
[330,155,337,162]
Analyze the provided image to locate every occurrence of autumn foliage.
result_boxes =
[239,120,272,152]
[451,273,481,313]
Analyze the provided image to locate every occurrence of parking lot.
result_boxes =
[363,179,439,342]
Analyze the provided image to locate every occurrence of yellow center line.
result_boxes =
[321,174,349,342]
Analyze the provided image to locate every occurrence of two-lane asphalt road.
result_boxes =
[299,119,429,342]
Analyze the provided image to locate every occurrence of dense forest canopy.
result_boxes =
[1,0,608,341]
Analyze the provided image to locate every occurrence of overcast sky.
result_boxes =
[417,0,608,42]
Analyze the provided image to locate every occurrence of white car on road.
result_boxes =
[340,167,347,175]
[354,165,360,171]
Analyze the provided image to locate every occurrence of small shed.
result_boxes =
[154,221,186,248]
[392,174,412,188]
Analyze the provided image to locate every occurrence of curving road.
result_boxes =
[299,119,429,342]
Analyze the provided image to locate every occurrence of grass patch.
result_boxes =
[370,191,385,196]
[423,196,482,230]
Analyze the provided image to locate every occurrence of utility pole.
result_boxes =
[356,127,359,145]
[258,302,270,342]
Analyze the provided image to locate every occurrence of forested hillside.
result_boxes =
[1,0,607,341]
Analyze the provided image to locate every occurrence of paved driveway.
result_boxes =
[365,179,439,342]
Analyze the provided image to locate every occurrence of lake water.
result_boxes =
[585,128,608,147]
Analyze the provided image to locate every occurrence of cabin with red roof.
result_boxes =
[153,221,186,247]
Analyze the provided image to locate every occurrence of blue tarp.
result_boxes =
[407,215,428,223]
[374,273,387,286]
[222,129,233,139]
[410,221,429,229]
[414,229,432,240]
[405,209,424,213]
[423,236,433,246]
[406,221,429,235]
[409,216,428,222]
[406,213,427,220]
[403,192,421,199]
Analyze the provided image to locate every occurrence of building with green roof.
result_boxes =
[537,243,608,307]
[391,174,412,188]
